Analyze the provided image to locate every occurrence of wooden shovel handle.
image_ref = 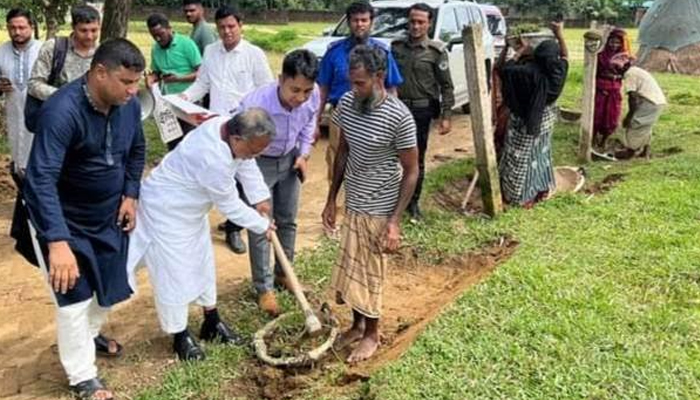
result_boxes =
[270,232,314,314]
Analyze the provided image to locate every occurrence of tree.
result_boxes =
[101,0,132,41]
[494,0,639,22]
[0,0,80,39]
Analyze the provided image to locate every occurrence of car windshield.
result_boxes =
[333,7,436,39]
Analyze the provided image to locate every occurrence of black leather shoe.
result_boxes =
[200,320,246,346]
[217,221,227,232]
[173,331,206,361]
[225,231,247,254]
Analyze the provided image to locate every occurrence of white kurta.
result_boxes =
[0,40,42,171]
[128,116,270,306]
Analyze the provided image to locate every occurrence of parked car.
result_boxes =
[303,0,495,116]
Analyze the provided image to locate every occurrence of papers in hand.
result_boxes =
[162,94,217,125]
[149,85,183,144]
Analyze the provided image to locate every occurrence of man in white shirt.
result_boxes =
[0,8,42,176]
[128,108,275,361]
[182,5,273,114]
[182,4,274,255]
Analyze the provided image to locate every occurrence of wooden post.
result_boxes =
[462,25,502,217]
[577,29,605,162]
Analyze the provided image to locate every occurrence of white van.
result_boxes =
[303,0,495,113]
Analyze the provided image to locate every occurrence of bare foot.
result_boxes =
[94,389,114,400]
[346,336,379,363]
[333,326,364,350]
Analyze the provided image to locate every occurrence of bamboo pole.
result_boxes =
[462,25,502,217]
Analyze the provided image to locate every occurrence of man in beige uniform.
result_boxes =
[391,2,454,221]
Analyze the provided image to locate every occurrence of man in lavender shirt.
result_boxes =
[237,49,319,315]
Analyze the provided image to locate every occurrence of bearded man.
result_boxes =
[321,45,418,363]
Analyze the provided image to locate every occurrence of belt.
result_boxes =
[401,98,433,108]
[259,150,295,160]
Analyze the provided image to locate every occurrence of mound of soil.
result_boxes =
[432,176,483,214]
[585,173,626,195]
[659,146,683,157]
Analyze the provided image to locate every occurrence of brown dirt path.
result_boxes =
[0,116,474,399]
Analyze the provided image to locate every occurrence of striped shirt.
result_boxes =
[332,92,417,216]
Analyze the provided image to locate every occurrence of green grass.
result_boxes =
[0,20,329,72]
[361,68,700,400]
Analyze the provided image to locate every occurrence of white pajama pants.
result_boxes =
[55,296,110,386]
[154,281,217,334]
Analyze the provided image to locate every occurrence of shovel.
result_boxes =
[253,232,339,367]
[270,232,322,335]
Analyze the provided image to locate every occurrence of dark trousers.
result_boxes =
[224,181,247,234]
[409,106,435,208]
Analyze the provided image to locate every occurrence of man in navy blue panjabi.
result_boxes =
[23,38,146,400]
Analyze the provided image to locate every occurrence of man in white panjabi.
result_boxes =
[0,8,42,176]
[128,108,276,361]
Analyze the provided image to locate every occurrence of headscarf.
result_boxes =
[499,40,568,136]
[598,28,632,75]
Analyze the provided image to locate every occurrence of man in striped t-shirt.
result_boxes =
[322,45,418,363]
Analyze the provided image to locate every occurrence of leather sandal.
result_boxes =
[94,334,123,358]
[70,377,114,400]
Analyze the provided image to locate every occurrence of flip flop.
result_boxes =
[70,377,114,400]
[94,334,123,358]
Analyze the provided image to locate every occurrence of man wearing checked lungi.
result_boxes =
[321,45,418,363]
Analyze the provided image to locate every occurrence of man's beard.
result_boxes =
[352,89,379,114]
[350,32,369,46]
[12,36,30,47]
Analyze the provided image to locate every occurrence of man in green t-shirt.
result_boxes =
[147,13,201,150]
[147,13,201,95]
[183,0,218,56]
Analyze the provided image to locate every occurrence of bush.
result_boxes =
[246,28,303,53]
[509,23,541,35]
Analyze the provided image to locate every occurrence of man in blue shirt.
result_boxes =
[317,1,403,190]
[24,39,146,400]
